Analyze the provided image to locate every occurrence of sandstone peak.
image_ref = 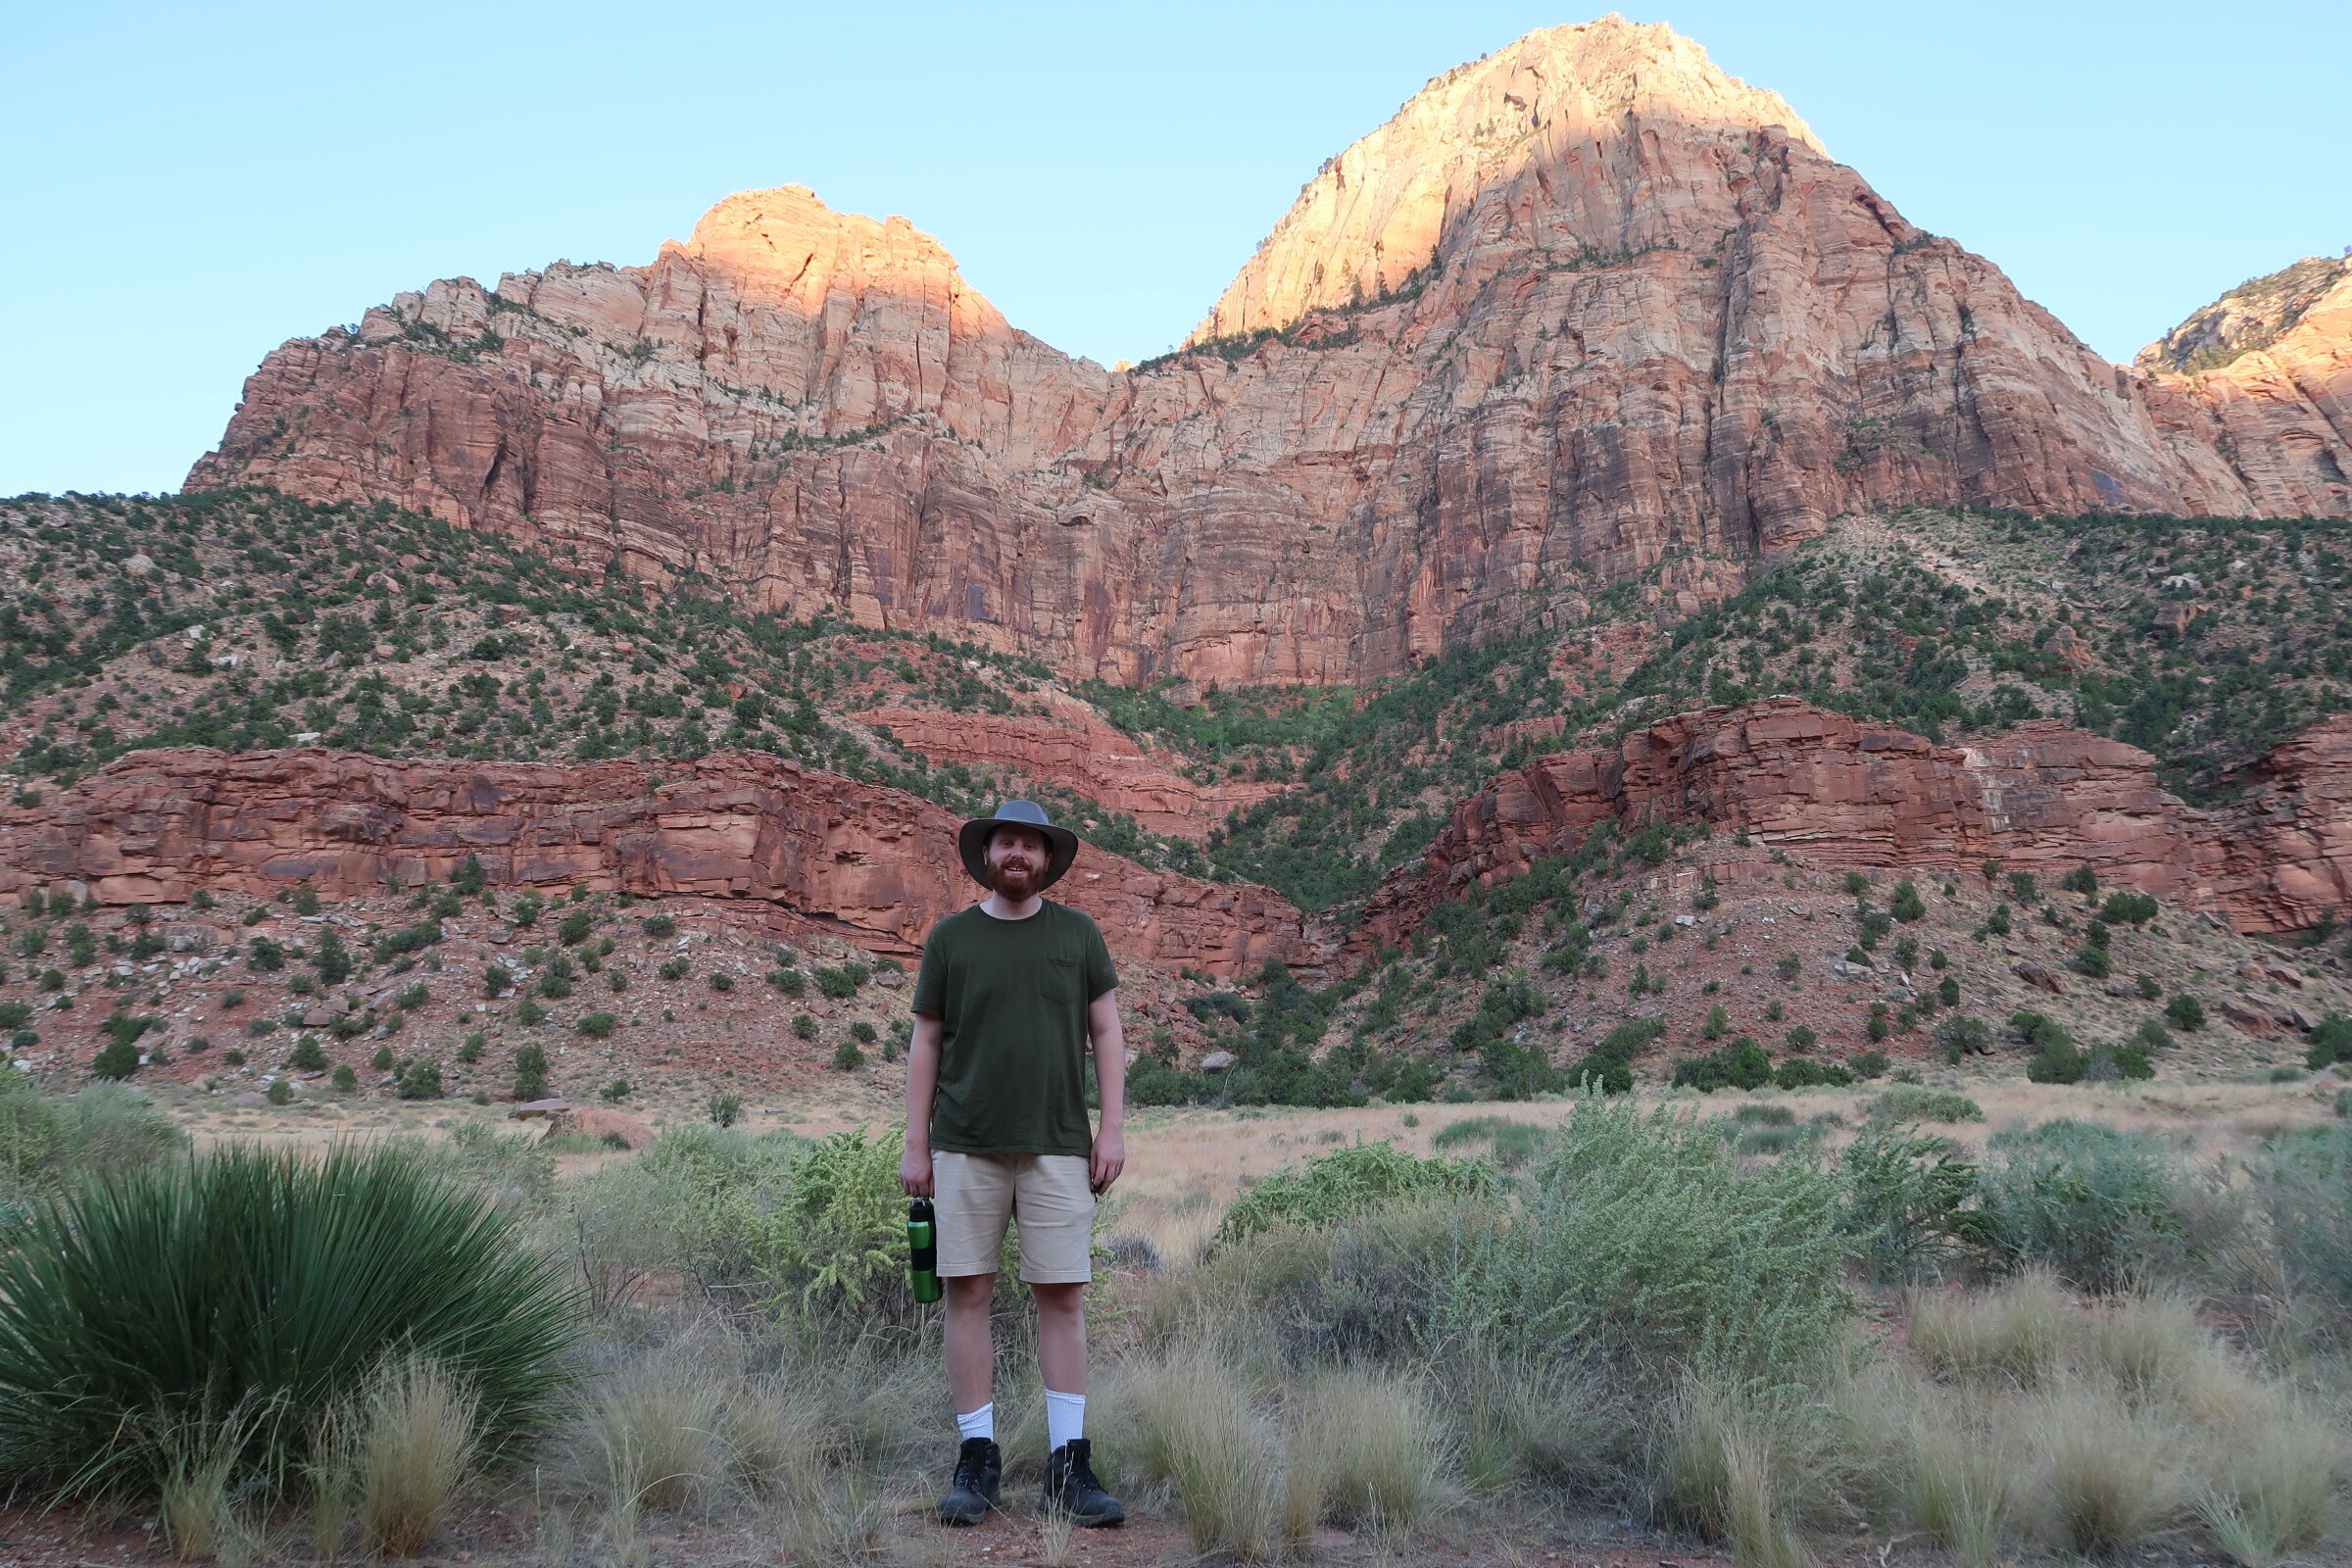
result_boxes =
[2136,253,2352,377]
[1190,15,1822,341]
[682,183,976,313]
[2137,251,2352,517]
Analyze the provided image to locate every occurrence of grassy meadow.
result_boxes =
[0,1067,2346,1567]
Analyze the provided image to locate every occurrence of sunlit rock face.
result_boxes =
[191,18,2330,688]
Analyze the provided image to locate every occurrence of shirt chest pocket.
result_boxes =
[1042,954,1080,1004]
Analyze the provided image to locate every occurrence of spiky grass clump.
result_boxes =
[354,1354,482,1557]
[0,1143,581,1498]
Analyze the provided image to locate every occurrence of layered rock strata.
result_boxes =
[188,19,2323,690]
[1351,699,2352,955]
[0,749,1310,975]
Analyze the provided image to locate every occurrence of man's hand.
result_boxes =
[900,1144,934,1199]
[1090,1126,1125,1196]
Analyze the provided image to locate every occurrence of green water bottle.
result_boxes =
[907,1198,942,1303]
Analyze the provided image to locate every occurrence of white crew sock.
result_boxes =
[1045,1390,1085,1451]
[956,1403,995,1444]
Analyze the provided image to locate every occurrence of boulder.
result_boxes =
[545,1106,654,1150]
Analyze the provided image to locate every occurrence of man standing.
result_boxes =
[902,800,1127,1527]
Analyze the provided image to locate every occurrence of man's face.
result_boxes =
[986,825,1051,897]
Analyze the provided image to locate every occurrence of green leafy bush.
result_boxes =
[1841,1122,1991,1282]
[1217,1141,1495,1246]
[1890,880,1926,921]
[2165,994,2206,1031]
[0,1144,580,1495]
[576,1011,615,1040]
[641,914,676,939]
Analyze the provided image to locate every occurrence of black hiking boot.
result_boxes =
[1042,1438,1125,1527]
[937,1437,1002,1525]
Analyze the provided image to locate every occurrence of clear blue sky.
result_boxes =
[6,1,2345,497]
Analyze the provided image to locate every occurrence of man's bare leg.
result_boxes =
[1032,1282,1087,1396]
[945,1273,996,1413]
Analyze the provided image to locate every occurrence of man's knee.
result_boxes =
[1030,1281,1084,1318]
[945,1272,996,1306]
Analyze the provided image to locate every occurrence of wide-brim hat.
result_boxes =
[958,800,1080,891]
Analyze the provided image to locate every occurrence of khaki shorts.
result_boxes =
[934,1152,1096,1285]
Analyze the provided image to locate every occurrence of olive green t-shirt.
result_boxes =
[911,900,1118,1156]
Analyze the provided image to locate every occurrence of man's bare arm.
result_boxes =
[1088,989,1125,1195]
[900,1012,944,1197]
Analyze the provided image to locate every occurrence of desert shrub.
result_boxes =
[2166,993,2206,1031]
[576,1010,616,1039]
[395,1060,443,1100]
[641,914,676,939]
[1870,1087,1984,1124]
[743,1126,909,1322]
[1890,880,1926,921]
[1567,1017,1662,1095]
[1976,1121,2195,1293]
[2241,1122,2352,1345]
[1937,1014,1992,1060]
[1672,1037,1772,1092]
[1216,1140,1496,1246]
[1452,1100,1853,1384]
[1773,1057,1852,1089]
[2304,1013,2352,1070]
[1851,1051,1889,1079]
[1841,1124,1992,1283]
[0,1144,579,1497]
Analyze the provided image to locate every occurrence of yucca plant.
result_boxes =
[0,1142,582,1498]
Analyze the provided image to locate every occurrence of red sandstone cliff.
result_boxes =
[0,749,1309,976]
[1350,699,2352,956]
[187,19,2323,690]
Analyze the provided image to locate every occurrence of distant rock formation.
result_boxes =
[0,748,1310,975]
[847,702,1288,839]
[2139,255,2352,518]
[188,18,2331,690]
[1350,698,2352,956]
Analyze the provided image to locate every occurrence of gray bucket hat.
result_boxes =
[958,800,1080,891]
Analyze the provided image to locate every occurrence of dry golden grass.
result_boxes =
[1658,1384,1812,1568]
[2025,1374,2190,1555]
[2199,1396,2345,1566]
[354,1352,482,1558]
[575,1346,727,1517]
[1908,1270,2073,1385]
[1284,1368,1451,1533]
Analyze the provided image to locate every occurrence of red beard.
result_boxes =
[989,859,1041,897]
